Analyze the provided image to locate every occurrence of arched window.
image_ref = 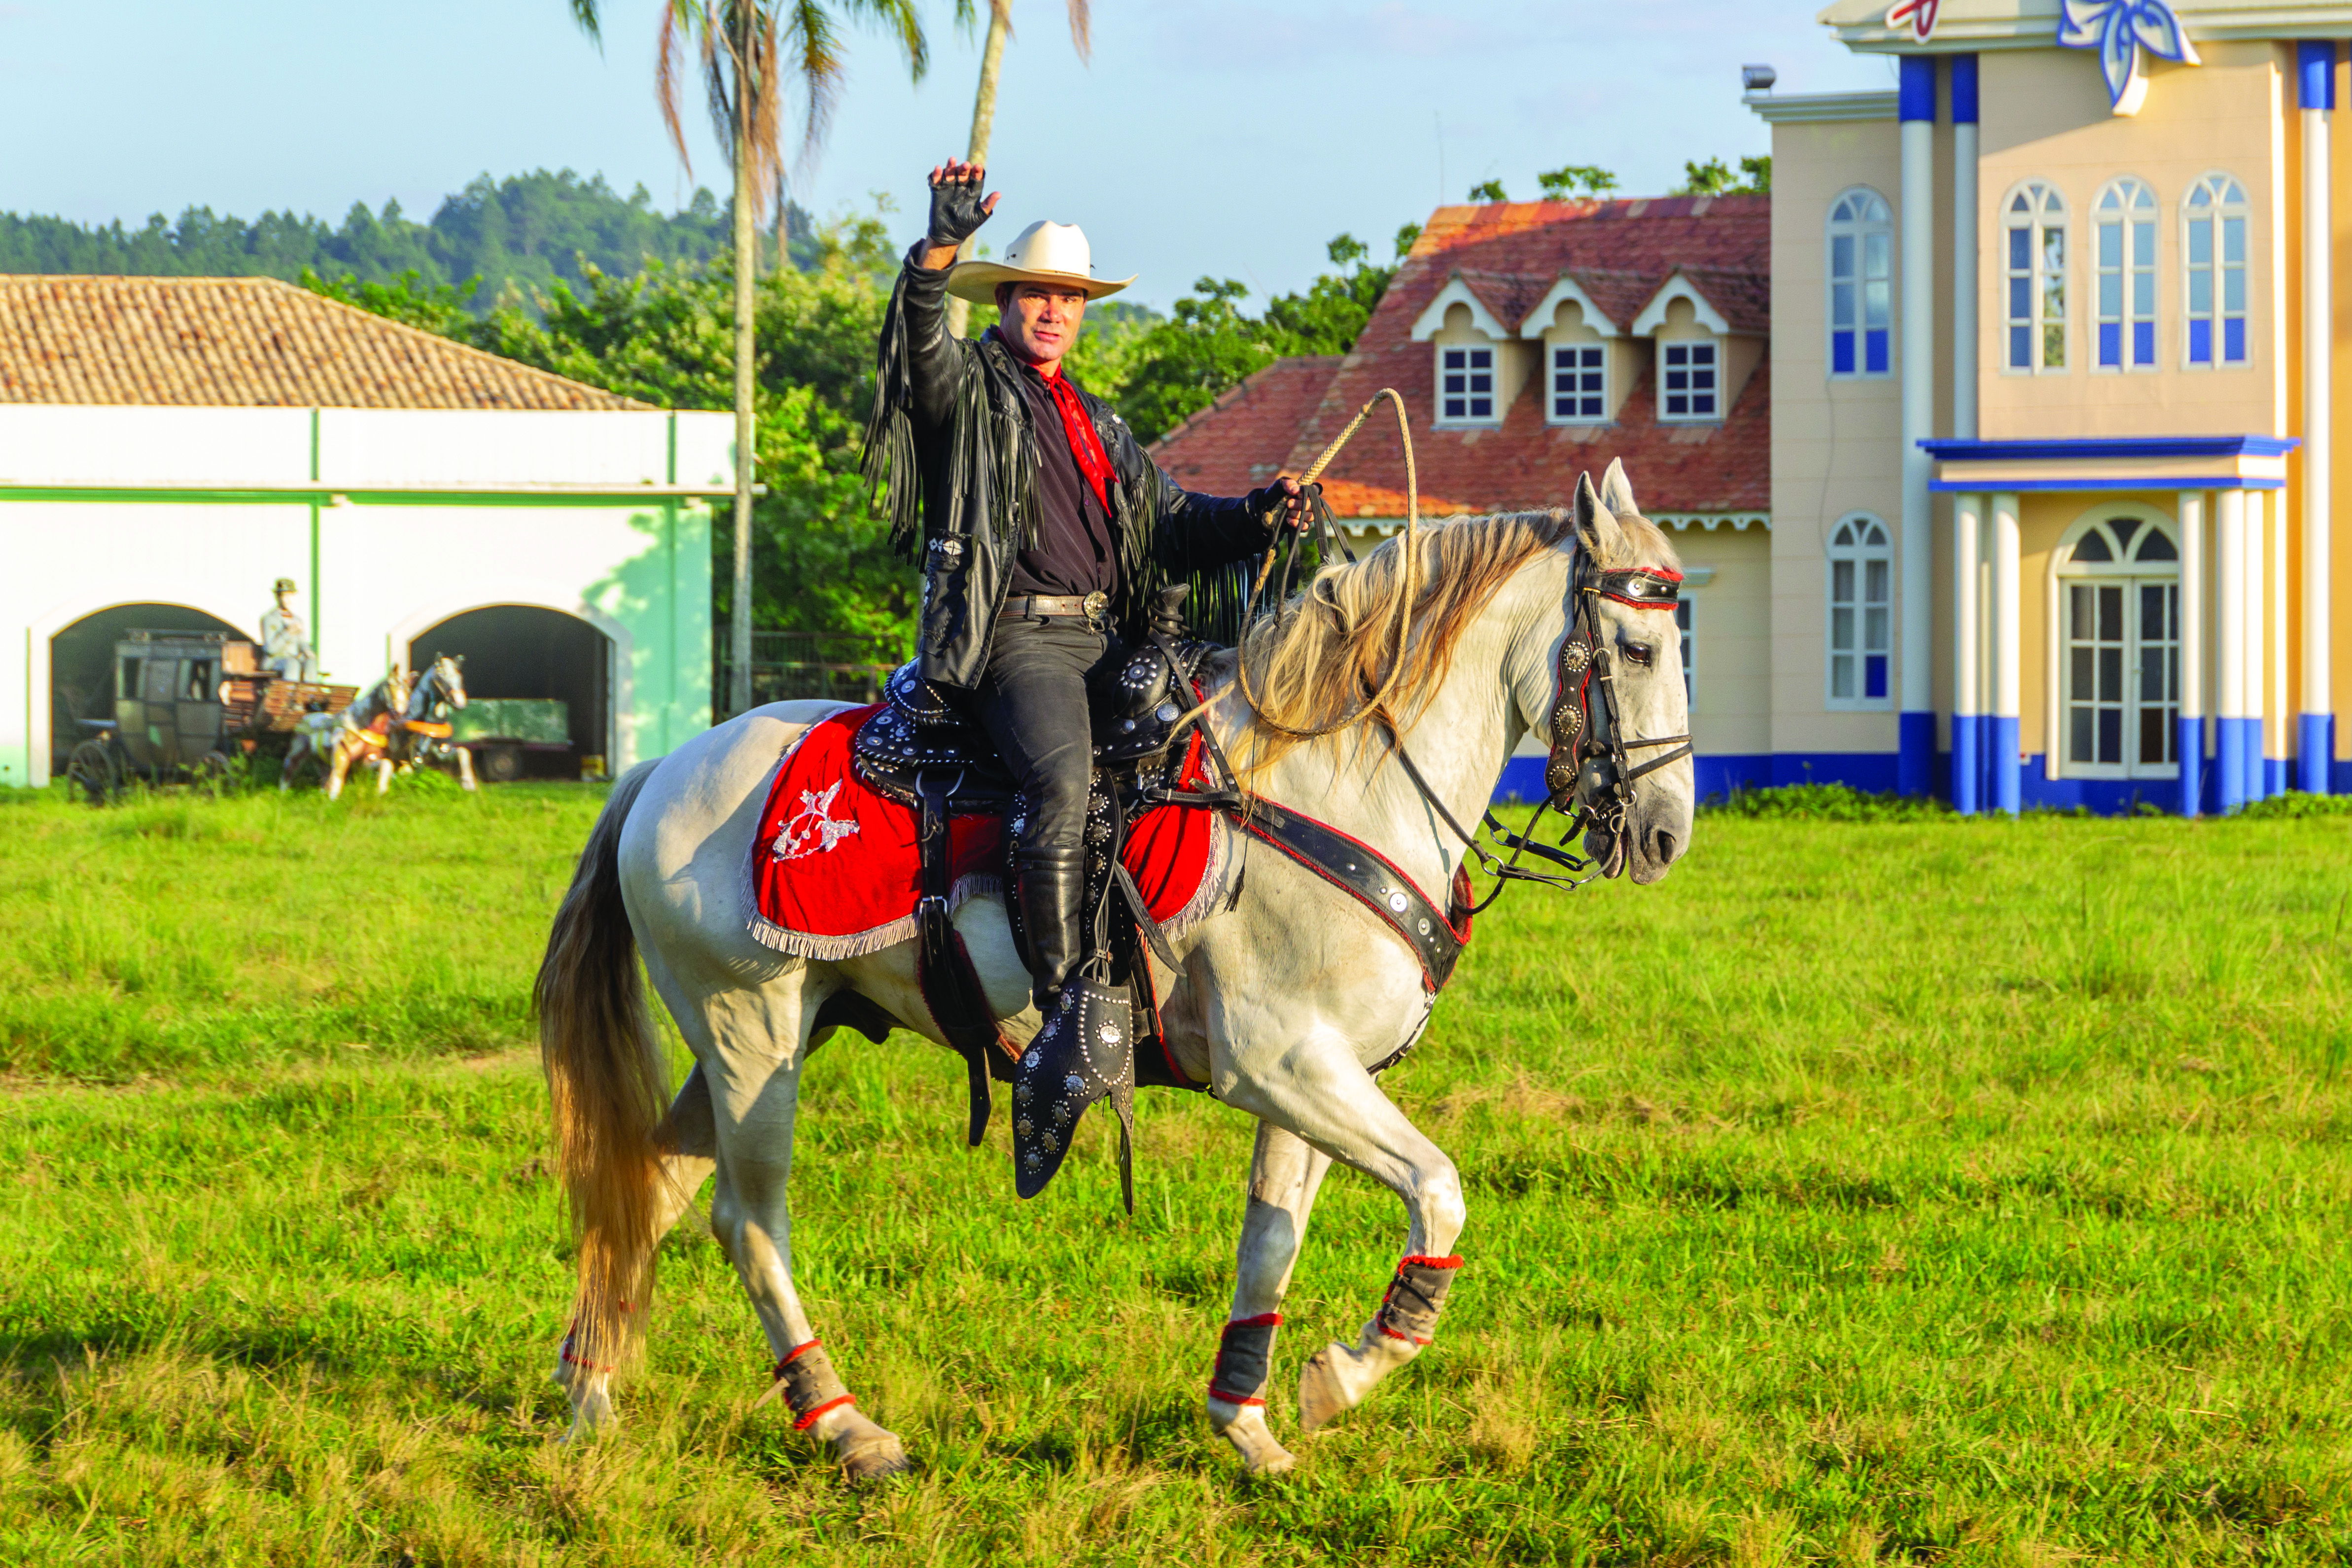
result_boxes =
[2054,509,2180,777]
[2094,178,2157,371]
[2184,174,2249,367]
[1826,188,1892,378]
[2004,182,2069,371]
[1826,514,1892,708]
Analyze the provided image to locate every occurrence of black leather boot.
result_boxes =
[1014,845,1087,1008]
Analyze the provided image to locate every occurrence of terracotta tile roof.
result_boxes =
[1151,193,1772,519]
[0,275,649,410]
[1150,353,1343,495]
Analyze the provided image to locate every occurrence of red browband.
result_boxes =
[1588,567,1684,611]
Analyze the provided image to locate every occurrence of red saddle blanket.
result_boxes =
[746,705,1224,960]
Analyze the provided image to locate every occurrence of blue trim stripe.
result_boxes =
[1950,54,1979,124]
[2300,40,2337,112]
[2299,713,2335,796]
[1931,477,2285,492]
[1899,55,1937,123]
[1920,435,2300,460]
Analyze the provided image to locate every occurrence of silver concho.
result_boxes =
[1063,1073,1087,1095]
[1014,1082,1033,1106]
[1022,1048,1043,1071]
[1386,890,1410,914]
[1051,1101,1071,1126]
[1015,1116,1035,1138]
[1098,1020,1123,1045]
[1041,1130,1059,1153]
[1154,700,1179,723]
[1023,1149,1042,1169]
[1560,642,1591,672]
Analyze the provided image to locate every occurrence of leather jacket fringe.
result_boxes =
[862,246,1281,688]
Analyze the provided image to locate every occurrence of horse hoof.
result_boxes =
[1296,1343,1354,1434]
[837,1432,912,1483]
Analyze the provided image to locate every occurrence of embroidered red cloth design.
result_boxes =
[1042,367,1116,514]
[750,705,1216,949]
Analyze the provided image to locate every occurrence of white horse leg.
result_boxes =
[1206,1121,1333,1474]
[696,980,911,1480]
[1220,1030,1468,1436]
[554,1064,718,1432]
[456,744,477,791]
[374,755,394,795]
[324,741,348,801]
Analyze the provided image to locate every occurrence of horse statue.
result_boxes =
[535,463,1694,1479]
[281,664,411,799]
[392,653,476,790]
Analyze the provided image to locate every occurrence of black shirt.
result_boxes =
[1000,345,1118,600]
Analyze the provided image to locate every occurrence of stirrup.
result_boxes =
[1009,968,1135,1209]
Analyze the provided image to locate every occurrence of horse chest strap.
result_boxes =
[1237,806,1465,992]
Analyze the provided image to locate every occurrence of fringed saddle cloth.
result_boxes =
[747,705,1225,962]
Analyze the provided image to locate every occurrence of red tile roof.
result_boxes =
[0,275,649,409]
[1152,353,1343,496]
[1151,194,1771,518]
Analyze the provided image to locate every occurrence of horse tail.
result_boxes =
[535,759,667,1374]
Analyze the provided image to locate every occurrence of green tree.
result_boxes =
[568,0,930,715]
[1537,164,1619,200]
[1675,155,1770,196]
[1467,178,1508,203]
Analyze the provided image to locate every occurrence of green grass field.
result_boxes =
[1,779,2347,1565]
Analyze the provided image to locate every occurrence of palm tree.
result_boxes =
[569,0,929,717]
[941,0,1091,339]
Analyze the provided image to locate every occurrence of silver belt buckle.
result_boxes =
[1082,590,1109,628]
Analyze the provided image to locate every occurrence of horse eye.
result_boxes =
[1622,642,1653,666]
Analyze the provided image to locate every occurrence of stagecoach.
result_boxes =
[64,630,356,804]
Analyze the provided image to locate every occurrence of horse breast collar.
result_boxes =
[1543,558,1693,834]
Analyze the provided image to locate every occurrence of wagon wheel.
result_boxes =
[66,740,120,807]
[193,750,236,798]
[480,745,523,784]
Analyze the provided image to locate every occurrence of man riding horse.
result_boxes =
[866,161,1311,1192]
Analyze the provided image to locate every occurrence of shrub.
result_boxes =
[1701,783,1953,822]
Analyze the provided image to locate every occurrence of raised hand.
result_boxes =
[926,160,999,250]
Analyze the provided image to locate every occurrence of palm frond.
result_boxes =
[568,0,603,45]
[1065,0,1090,63]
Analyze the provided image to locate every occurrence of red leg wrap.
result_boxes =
[1208,1312,1281,1407]
[1375,1255,1461,1347]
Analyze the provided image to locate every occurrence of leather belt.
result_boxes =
[999,592,1110,624]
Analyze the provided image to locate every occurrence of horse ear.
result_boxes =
[1598,457,1640,520]
[1572,470,1626,563]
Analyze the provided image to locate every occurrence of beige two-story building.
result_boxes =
[1761,0,2349,811]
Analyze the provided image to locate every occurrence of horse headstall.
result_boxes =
[1543,562,1691,836]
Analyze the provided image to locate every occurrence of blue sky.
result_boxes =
[0,1,1891,310]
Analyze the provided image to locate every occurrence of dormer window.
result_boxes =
[1439,345,1496,422]
[1660,342,1719,420]
[1550,345,1606,421]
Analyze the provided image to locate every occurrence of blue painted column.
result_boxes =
[2177,490,2207,814]
[1898,54,1937,795]
[2217,488,2249,811]
[1950,57,1981,811]
[1991,490,2022,814]
[2301,40,2336,794]
[1952,492,1983,812]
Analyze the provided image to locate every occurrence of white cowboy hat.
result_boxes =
[946,220,1136,303]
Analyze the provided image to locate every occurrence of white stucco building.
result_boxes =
[0,276,732,787]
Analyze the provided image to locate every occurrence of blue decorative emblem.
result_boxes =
[2058,0,2201,116]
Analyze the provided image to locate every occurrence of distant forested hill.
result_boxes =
[0,169,814,311]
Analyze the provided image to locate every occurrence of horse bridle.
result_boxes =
[1394,549,1692,909]
[1545,556,1693,836]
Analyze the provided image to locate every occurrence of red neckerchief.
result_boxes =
[1039,363,1116,514]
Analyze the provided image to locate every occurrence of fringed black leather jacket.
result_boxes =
[863,247,1283,689]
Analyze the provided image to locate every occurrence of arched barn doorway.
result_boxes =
[50,602,250,774]
[408,605,610,780]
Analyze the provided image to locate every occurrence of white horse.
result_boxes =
[535,463,1695,1479]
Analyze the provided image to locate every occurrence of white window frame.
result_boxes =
[1825,513,1893,711]
[2182,172,2250,370]
[1825,186,1893,380]
[2048,506,2182,780]
[1547,342,1608,424]
[1435,341,1500,426]
[1659,339,1720,422]
[1675,595,1695,708]
[2093,177,2158,374]
[2002,181,2070,373]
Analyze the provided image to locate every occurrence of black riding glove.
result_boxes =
[927,174,992,249]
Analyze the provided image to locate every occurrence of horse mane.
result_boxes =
[1231,505,1680,769]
